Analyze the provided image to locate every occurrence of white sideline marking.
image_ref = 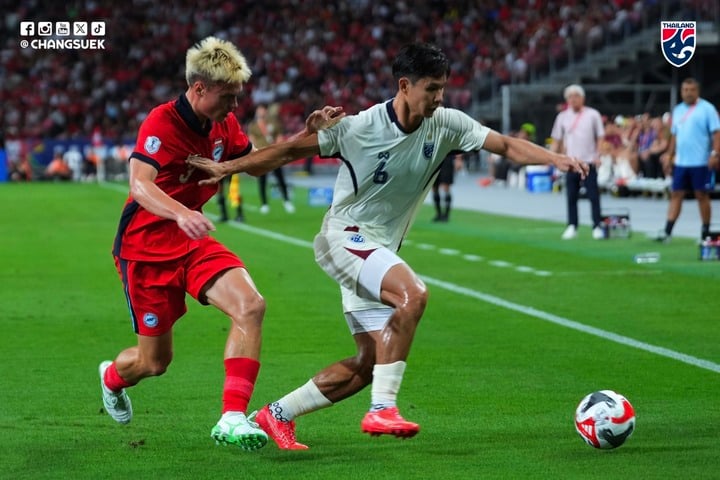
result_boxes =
[102,183,720,374]
[421,276,720,374]
[489,260,512,268]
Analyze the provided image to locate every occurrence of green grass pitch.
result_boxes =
[1,179,718,479]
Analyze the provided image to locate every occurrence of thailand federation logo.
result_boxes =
[423,142,435,159]
[661,21,696,68]
[423,132,435,159]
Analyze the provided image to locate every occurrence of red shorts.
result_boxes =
[114,237,245,336]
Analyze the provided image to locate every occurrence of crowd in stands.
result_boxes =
[595,112,673,195]
[2,0,715,183]
[2,1,676,143]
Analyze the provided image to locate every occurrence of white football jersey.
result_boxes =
[318,100,490,250]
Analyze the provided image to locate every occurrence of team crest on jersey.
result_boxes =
[144,136,161,154]
[661,21,696,68]
[423,132,435,159]
[212,139,224,162]
[423,142,435,159]
[348,233,365,244]
[143,313,159,328]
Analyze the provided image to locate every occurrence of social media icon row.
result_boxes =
[19,21,105,36]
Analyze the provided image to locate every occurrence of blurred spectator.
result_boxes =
[596,137,616,190]
[612,115,640,178]
[44,148,71,181]
[637,115,670,179]
[247,103,294,214]
[63,144,84,182]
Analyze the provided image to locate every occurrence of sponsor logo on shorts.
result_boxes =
[348,233,365,243]
[143,313,159,328]
[144,136,161,154]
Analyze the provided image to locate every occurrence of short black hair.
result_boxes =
[392,43,451,83]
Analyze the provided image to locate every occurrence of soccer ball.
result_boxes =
[574,390,635,449]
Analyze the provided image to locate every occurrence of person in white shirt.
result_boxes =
[188,43,588,450]
[63,144,84,182]
[550,84,605,240]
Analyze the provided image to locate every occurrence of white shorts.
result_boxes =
[344,308,394,335]
[314,227,404,314]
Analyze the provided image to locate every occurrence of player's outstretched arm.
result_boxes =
[188,135,321,185]
[187,106,344,185]
[482,130,589,178]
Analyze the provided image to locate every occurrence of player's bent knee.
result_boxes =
[231,292,266,325]
[401,283,428,318]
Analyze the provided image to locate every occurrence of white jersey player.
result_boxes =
[188,42,588,450]
[315,102,489,316]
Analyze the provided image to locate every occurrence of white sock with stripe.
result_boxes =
[269,379,332,422]
[370,360,406,412]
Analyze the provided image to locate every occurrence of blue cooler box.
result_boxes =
[308,187,333,207]
[526,166,553,193]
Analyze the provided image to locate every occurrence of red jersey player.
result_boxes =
[99,36,333,451]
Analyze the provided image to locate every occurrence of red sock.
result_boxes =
[222,357,260,414]
[104,362,134,392]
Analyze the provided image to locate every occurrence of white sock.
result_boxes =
[370,361,406,411]
[269,380,332,422]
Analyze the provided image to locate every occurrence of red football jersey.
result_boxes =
[113,94,252,261]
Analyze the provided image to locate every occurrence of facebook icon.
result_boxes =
[20,22,34,36]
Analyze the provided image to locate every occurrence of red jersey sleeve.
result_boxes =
[131,103,179,170]
[225,114,253,160]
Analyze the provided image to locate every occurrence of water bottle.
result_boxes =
[634,252,660,264]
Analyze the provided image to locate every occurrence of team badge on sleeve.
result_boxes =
[212,139,224,162]
[661,21,696,68]
[144,136,162,154]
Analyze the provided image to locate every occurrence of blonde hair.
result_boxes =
[185,36,251,86]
